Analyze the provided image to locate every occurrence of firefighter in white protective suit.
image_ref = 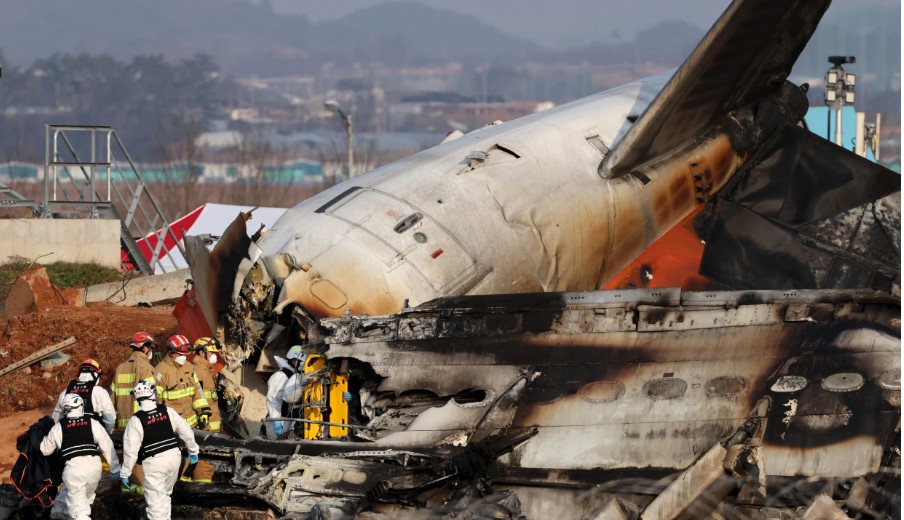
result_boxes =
[51,358,117,434]
[39,393,122,520]
[119,380,199,520]
[265,345,306,439]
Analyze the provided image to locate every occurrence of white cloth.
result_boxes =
[51,385,117,434]
[39,419,121,520]
[120,405,199,520]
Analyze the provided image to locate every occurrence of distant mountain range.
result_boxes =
[0,0,897,102]
[0,0,701,75]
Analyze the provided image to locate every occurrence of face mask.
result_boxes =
[147,350,154,361]
[208,354,218,364]
[174,355,187,366]
[77,372,95,383]
[138,398,157,412]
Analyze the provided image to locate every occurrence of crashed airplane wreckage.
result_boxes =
[183,288,900,518]
[176,0,900,517]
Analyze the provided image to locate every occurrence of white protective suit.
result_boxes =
[39,418,122,520]
[265,356,304,439]
[120,405,199,520]
[51,373,117,433]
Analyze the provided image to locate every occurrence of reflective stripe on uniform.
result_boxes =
[113,374,155,396]
[192,398,208,409]
[185,414,198,427]
[203,391,217,400]
[208,421,221,432]
[162,387,194,400]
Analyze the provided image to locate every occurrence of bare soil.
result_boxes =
[0,302,178,482]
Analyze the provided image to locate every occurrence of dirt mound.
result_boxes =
[0,266,82,322]
[0,302,178,415]
[0,296,178,484]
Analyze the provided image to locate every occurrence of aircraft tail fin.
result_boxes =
[600,0,831,178]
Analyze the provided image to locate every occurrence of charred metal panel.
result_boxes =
[308,289,901,477]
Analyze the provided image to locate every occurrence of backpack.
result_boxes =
[10,416,63,508]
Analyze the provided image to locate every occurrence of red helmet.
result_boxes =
[129,331,157,350]
[166,335,192,356]
[79,358,102,375]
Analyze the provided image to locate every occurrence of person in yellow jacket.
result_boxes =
[190,337,222,433]
[110,332,158,431]
[154,335,211,429]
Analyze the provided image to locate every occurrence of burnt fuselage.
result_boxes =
[186,287,899,517]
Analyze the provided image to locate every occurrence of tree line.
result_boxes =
[0,49,225,163]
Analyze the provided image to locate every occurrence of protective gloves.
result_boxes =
[188,454,199,465]
[342,392,352,402]
[110,471,120,480]
[198,408,212,429]
[120,477,130,490]
[273,421,284,436]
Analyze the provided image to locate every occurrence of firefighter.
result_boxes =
[51,359,116,434]
[110,331,158,431]
[191,337,222,433]
[265,345,306,439]
[154,335,211,429]
[120,381,199,520]
[40,394,121,520]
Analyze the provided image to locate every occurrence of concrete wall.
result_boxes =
[0,219,121,268]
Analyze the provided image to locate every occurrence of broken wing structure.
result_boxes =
[178,0,901,517]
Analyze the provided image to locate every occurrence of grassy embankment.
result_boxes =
[0,258,124,309]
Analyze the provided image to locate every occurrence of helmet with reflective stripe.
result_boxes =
[129,331,157,350]
[62,393,85,418]
[166,335,192,355]
[131,380,156,400]
[79,358,102,375]
[192,337,220,353]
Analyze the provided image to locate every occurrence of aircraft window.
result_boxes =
[643,377,687,400]
[770,375,808,393]
[821,372,864,392]
[579,381,625,403]
[704,376,748,399]
[452,388,489,406]
[878,369,901,390]
[393,212,423,234]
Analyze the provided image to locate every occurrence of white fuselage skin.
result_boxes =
[253,71,743,319]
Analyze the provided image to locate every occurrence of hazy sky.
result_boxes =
[270,0,901,50]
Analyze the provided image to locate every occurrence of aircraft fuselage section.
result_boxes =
[251,73,792,323]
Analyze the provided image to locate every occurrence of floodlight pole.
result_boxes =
[824,56,856,148]
[325,100,354,181]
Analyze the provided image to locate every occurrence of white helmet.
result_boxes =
[61,393,85,418]
[132,380,156,401]
[287,345,305,361]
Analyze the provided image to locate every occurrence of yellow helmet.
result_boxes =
[192,337,221,353]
